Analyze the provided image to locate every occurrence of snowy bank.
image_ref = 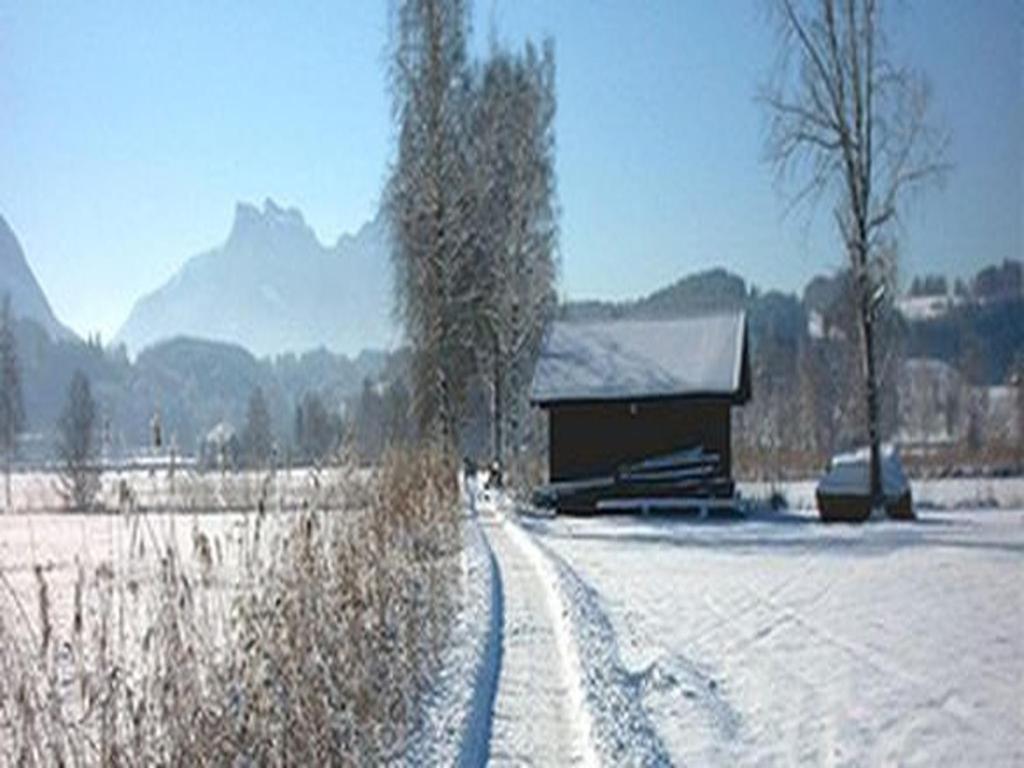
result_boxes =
[408,512,501,766]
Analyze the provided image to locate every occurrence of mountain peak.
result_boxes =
[261,197,306,228]
[228,198,313,247]
[0,213,75,341]
[115,201,395,357]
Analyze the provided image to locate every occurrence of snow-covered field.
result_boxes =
[524,506,1024,765]
[0,466,364,644]
[3,465,337,513]
[4,473,1022,765]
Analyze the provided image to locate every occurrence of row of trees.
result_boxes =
[214,381,411,472]
[386,0,558,473]
[734,284,904,478]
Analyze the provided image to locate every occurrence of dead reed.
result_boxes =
[0,448,462,766]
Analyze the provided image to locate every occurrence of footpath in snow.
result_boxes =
[476,491,598,767]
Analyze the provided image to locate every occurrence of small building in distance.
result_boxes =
[530,312,751,512]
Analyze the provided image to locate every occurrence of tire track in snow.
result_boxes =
[528,530,675,766]
[480,509,598,766]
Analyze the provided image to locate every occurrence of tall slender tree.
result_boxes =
[386,0,475,448]
[0,294,25,512]
[387,0,559,467]
[761,0,947,514]
[56,370,100,512]
[469,42,558,470]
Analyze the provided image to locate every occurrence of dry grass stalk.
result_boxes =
[0,448,462,765]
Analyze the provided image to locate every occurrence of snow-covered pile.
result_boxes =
[818,445,909,498]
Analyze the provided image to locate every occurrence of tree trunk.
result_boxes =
[492,331,503,470]
[859,300,884,517]
[4,449,10,514]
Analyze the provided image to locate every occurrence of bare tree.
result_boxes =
[386,0,475,448]
[468,42,558,473]
[56,370,100,512]
[761,0,947,513]
[0,295,25,512]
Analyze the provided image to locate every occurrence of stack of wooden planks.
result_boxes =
[532,445,736,515]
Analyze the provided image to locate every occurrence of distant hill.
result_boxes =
[561,267,805,346]
[0,214,76,341]
[13,317,389,458]
[561,268,748,322]
[115,199,396,357]
[563,262,1024,387]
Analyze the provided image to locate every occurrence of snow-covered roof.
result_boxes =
[531,312,749,406]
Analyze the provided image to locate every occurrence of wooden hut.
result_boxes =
[530,313,751,513]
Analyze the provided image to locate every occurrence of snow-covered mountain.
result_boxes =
[0,214,75,341]
[115,199,396,357]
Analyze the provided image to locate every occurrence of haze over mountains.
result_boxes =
[0,214,76,341]
[0,207,1019,459]
[114,199,396,357]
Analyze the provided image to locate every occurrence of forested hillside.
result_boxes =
[13,317,386,460]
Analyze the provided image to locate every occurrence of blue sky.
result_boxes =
[1,0,1020,339]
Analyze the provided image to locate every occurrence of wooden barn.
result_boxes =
[530,312,751,513]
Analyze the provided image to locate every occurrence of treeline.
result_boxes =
[6,317,386,459]
[385,0,558,478]
[204,358,415,472]
[908,259,1021,302]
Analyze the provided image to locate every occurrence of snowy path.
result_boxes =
[477,498,597,767]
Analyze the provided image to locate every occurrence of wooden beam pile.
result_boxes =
[533,445,736,514]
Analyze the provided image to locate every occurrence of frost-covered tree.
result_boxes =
[386,0,559,463]
[0,295,25,512]
[56,370,100,512]
[468,43,558,470]
[242,386,274,468]
[386,0,475,447]
[761,0,947,513]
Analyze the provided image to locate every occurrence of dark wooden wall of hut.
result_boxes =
[546,399,733,482]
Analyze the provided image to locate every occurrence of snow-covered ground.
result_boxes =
[524,507,1024,766]
[5,473,1022,765]
[0,510,247,630]
[3,465,346,513]
[408,513,500,767]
